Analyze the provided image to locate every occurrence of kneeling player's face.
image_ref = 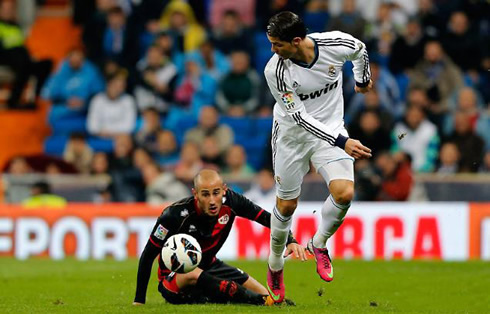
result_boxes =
[267,35,297,59]
[194,179,226,217]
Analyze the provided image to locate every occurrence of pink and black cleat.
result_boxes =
[267,266,285,303]
[307,239,334,282]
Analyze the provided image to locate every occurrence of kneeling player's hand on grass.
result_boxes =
[284,243,308,261]
[345,139,372,160]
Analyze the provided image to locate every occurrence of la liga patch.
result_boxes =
[281,92,295,110]
[154,224,168,240]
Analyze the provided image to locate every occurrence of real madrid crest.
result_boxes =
[328,65,336,77]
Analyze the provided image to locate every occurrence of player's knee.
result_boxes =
[277,198,298,216]
[333,186,354,205]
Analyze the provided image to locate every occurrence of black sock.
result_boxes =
[196,272,265,305]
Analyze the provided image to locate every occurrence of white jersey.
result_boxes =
[264,31,371,147]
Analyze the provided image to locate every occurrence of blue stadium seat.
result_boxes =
[50,116,87,135]
[254,32,273,73]
[44,135,69,157]
[87,137,114,153]
[220,116,253,135]
[253,117,273,137]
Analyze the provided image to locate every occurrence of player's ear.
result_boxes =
[222,184,228,193]
[292,37,301,47]
[192,188,197,199]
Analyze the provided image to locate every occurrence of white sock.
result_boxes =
[312,194,350,248]
[268,206,292,271]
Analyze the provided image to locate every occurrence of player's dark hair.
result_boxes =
[267,11,307,42]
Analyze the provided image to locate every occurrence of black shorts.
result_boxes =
[158,259,250,304]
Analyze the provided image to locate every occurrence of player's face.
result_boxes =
[267,35,299,59]
[193,179,227,217]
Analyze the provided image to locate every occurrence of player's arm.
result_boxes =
[230,191,306,259]
[340,33,372,94]
[133,210,177,305]
[264,61,354,152]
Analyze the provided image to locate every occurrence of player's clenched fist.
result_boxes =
[354,79,373,94]
[345,139,372,160]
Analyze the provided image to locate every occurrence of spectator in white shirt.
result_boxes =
[87,70,136,138]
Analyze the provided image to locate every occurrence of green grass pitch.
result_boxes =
[1,258,489,313]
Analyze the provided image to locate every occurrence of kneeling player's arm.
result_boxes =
[134,241,160,304]
[264,68,348,149]
[232,192,298,245]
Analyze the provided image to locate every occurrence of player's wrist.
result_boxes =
[355,80,370,88]
[334,134,349,149]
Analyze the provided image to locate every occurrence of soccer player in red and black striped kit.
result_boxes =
[133,169,306,306]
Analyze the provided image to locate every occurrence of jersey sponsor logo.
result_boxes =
[218,214,229,225]
[181,209,189,217]
[298,80,338,101]
[154,224,168,240]
[328,65,336,77]
[281,92,295,110]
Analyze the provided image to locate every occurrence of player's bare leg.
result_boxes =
[267,197,297,303]
[310,172,354,282]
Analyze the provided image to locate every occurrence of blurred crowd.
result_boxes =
[2,0,490,204]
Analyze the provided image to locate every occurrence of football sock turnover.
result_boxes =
[196,272,265,305]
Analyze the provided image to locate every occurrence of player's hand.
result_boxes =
[345,139,372,159]
[132,302,144,306]
[284,243,308,261]
[354,79,373,94]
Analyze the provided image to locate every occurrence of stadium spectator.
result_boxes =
[86,71,137,138]
[138,18,162,58]
[348,109,392,159]
[389,17,426,75]
[159,0,206,53]
[184,106,234,155]
[347,89,394,132]
[22,181,67,209]
[409,41,464,123]
[200,136,225,170]
[216,51,260,116]
[391,105,440,173]
[222,145,255,180]
[7,156,32,175]
[375,151,413,201]
[442,11,481,72]
[444,87,483,135]
[244,168,276,207]
[444,111,485,172]
[436,142,460,174]
[134,44,178,112]
[174,142,204,183]
[132,147,154,172]
[302,0,329,34]
[326,0,365,41]
[155,129,180,169]
[63,133,94,174]
[208,0,256,28]
[364,3,400,61]
[154,31,185,76]
[108,134,145,202]
[141,162,189,205]
[186,40,231,82]
[348,59,402,119]
[415,0,445,38]
[0,0,52,109]
[171,58,217,119]
[211,9,254,57]
[90,152,110,177]
[42,47,104,117]
[479,151,490,173]
[134,107,162,154]
[353,159,381,201]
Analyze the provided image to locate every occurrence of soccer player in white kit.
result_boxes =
[264,11,373,303]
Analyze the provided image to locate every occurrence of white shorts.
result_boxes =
[272,121,354,200]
